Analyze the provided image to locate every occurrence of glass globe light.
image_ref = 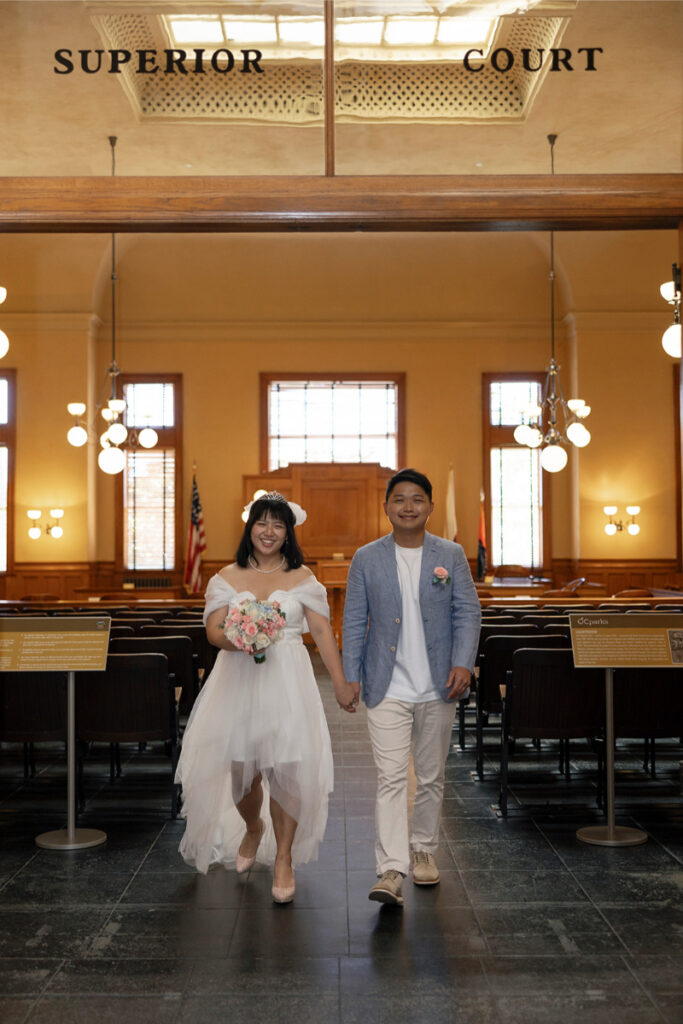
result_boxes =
[625,506,640,516]
[253,489,268,500]
[513,423,530,445]
[0,330,9,359]
[50,525,64,539]
[566,422,591,448]
[627,522,640,536]
[566,399,585,413]
[137,426,158,449]
[67,402,86,417]
[575,405,591,419]
[603,506,618,516]
[49,508,64,519]
[98,446,126,474]
[67,425,88,447]
[0,285,6,304]
[28,526,41,540]
[107,421,128,445]
[540,444,568,473]
[604,522,618,536]
[108,398,126,414]
[100,430,111,448]
[101,407,115,422]
[660,280,676,303]
[526,427,543,448]
[26,509,41,521]
[662,323,682,359]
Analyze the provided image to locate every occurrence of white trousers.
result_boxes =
[366,697,457,876]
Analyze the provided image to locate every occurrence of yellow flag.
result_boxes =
[444,467,458,542]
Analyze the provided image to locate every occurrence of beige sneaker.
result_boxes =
[412,850,440,886]
[368,869,404,905]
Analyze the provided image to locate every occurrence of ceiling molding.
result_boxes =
[0,174,680,233]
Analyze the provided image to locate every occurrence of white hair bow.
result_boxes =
[242,492,307,527]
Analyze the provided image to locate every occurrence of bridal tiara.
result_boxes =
[243,491,307,527]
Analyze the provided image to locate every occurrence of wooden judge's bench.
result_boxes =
[244,463,394,644]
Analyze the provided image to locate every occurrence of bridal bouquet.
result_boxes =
[223,599,287,664]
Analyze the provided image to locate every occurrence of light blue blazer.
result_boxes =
[342,531,482,708]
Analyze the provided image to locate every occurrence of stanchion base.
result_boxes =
[35,828,107,851]
[576,825,647,847]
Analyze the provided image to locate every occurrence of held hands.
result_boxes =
[335,679,361,713]
[446,666,471,701]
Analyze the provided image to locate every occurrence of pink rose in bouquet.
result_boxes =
[223,598,287,664]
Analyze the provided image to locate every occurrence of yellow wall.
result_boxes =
[94,326,580,564]
[1,228,679,572]
[9,316,92,562]
[575,318,678,559]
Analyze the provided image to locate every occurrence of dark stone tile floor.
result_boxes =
[0,655,681,1023]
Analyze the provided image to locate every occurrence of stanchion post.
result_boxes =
[577,666,647,847]
[35,669,107,851]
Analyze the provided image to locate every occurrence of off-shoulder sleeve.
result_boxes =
[202,574,234,626]
[298,576,330,622]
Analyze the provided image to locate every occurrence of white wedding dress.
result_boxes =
[175,573,334,874]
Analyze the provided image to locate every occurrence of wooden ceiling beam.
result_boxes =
[0,174,680,232]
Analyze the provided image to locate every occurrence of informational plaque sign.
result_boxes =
[569,611,683,849]
[0,617,110,672]
[570,613,683,669]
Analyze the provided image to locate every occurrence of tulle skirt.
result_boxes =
[175,639,334,874]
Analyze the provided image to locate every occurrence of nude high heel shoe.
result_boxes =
[235,819,265,874]
[271,876,295,904]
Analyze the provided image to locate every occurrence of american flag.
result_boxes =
[183,475,206,594]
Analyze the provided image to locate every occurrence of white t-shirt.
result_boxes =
[385,543,440,703]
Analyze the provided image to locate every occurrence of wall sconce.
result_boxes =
[27,508,64,540]
[660,263,681,359]
[603,505,640,536]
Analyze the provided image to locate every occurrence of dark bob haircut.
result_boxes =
[385,468,433,502]
[235,494,304,570]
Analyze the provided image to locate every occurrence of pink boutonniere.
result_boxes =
[431,566,451,586]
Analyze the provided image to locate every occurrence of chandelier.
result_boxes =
[0,279,8,358]
[660,263,681,359]
[66,137,158,473]
[513,134,591,474]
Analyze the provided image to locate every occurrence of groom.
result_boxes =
[342,468,481,905]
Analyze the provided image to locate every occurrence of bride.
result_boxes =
[175,491,359,903]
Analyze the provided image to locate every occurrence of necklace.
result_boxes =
[248,554,285,574]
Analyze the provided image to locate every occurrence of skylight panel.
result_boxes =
[167,16,223,45]
[278,17,325,47]
[335,18,384,46]
[437,16,494,44]
[222,17,278,45]
[384,17,437,46]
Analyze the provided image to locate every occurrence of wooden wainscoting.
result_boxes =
[552,559,682,595]
[1,563,188,602]
[0,563,92,601]
[4,556,681,605]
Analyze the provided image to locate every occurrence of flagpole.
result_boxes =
[184,468,206,595]
[477,489,487,581]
